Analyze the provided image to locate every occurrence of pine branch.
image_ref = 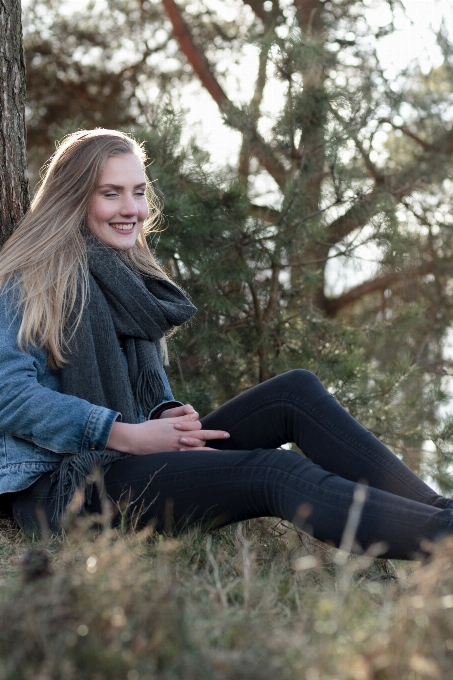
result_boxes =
[263,262,281,323]
[325,185,384,245]
[239,38,270,184]
[248,203,281,223]
[119,38,170,78]
[162,0,226,103]
[325,173,426,247]
[162,0,287,189]
[379,118,432,151]
[248,280,263,323]
[332,108,384,183]
[324,114,453,248]
[324,261,434,316]
[380,119,453,154]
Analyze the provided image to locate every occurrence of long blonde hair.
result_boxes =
[0,129,167,368]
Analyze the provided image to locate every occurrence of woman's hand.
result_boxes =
[106,412,230,456]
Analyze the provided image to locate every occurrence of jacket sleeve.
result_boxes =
[147,369,183,419]
[162,368,176,402]
[0,292,120,455]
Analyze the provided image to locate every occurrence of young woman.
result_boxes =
[1,128,453,559]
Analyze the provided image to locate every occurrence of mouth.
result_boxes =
[109,223,136,233]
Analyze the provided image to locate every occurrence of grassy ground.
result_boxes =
[0,510,453,680]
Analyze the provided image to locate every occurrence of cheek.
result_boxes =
[87,202,111,227]
[139,203,149,221]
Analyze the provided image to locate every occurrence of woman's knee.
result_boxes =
[274,369,324,394]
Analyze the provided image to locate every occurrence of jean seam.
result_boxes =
[226,391,437,503]
[104,463,453,529]
[106,462,388,505]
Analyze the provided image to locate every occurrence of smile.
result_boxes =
[109,223,135,232]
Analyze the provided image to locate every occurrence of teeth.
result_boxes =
[111,224,134,231]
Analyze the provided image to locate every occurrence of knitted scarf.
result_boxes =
[50,236,196,519]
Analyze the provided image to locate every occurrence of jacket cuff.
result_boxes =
[148,401,184,420]
[81,406,121,452]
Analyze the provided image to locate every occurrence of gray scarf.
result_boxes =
[50,236,196,519]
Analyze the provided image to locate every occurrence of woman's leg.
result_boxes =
[201,370,451,508]
[11,449,453,559]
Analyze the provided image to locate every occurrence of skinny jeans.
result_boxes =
[11,370,453,559]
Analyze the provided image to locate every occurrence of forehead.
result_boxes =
[99,153,145,182]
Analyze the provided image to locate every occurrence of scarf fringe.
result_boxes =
[50,449,126,522]
[135,366,165,418]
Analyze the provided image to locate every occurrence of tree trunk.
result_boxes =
[0,0,29,247]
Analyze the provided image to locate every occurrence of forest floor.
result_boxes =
[0,507,452,680]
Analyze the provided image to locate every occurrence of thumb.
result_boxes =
[167,412,200,423]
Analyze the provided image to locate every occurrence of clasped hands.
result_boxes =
[106,403,230,456]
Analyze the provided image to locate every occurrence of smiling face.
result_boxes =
[85,153,149,250]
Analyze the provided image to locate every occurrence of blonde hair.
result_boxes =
[0,129,167,368]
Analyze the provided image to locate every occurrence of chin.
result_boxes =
[111,239,137,250]
[104,231,139,250]
[87,225,141,250]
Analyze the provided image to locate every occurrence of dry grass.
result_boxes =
[0,512,452,680]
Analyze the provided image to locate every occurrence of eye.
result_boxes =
[104,192,119,198]
[134,191,146,197]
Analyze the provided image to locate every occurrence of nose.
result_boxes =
[119,191,139,216]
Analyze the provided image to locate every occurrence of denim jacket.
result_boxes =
[0,287,179,494]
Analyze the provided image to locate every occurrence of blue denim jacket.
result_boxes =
[0,287,178,494]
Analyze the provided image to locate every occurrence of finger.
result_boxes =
[179,447,219,451]
[159,407,182,419]
[178,431,229,445]
[179,437,207,447]
[173,421,230,441]
[191,430,230,441]
[173,420,202,431]
[163,404,197,418]
[167,412,200,424]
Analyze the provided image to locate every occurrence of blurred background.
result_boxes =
[23,0,453,490]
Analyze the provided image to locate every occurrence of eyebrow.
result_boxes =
[98,183,147,190]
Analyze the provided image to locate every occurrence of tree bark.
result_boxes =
[0,0,29,247]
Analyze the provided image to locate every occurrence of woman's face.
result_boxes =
[86,153,149,250]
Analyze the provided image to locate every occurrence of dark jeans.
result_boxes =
[11,370,453,559]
